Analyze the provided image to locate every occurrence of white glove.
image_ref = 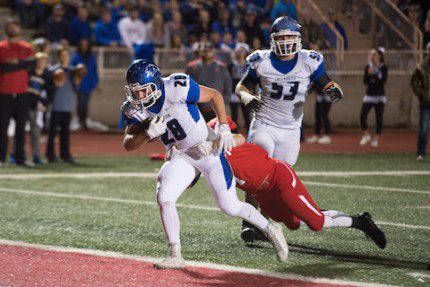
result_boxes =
[216,124,236,155]
[145,116,167,139]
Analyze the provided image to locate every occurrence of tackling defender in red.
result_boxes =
[207,117,387,249]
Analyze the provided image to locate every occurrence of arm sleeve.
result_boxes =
[186,76,200,103]
[238,67,260,91]
[0,62,25,73]
[380,66,388,85]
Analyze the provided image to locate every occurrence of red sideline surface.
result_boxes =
[0,244,352,287]
[36,129,418,157]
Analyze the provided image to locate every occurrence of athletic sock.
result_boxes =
[322,210,353,228]
[159,201,181,245]
[238,203,269,230]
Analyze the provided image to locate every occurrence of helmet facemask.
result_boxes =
[125,82,162,110]
[270,31,302,57]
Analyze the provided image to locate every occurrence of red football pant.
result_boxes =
[256,161,325,231]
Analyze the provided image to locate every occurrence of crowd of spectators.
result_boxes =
[9,0,341,55]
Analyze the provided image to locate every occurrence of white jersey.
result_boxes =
[246,49,325,129]
[121,73,210,151]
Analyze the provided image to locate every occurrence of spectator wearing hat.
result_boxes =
[185,42,232,121]
[411,43,430,161]
[69,4,92,46]
[0,19,34,166]
[359,48,388,148]
[270,0,298,21]
[94,8,121,47]
[230,44,251,129]
[45,4,69,47]
[240,6,264,46]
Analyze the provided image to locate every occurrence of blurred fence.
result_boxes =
[94,47,422,76]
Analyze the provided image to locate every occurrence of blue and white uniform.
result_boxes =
[122,73,268,245]
[246,49,325,165]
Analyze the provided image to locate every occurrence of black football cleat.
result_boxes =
[241,222,269,243]
[353,212,387,249]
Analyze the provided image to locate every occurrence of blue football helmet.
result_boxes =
[125,59,165,110]
[270,16,302,57]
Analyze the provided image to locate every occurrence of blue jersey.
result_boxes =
[246,49,325,129]
[122,73,210,151]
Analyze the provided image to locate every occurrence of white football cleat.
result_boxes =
[417,155,424,161]
[359,134,371,146]
[317,135,331,144]
[306,135,318,144]
[263,222,289,262]
[153,243,186,269]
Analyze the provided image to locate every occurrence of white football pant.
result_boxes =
[156,150,269,245]
[249,119,301,166]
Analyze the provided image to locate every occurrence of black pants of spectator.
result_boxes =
[315,101,332,135]
[0,94,30,164]
[46,111,72,160]
[77,92,92,129]
[360,102,385,134]
[230,102,251,129]
[417,105,430,156]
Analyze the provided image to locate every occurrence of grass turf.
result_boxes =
[0,153,429,286]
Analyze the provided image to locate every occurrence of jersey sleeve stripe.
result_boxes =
[186,102,200,123]
[310,61,326,82]
[186,77,200,103]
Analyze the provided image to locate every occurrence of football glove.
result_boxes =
[216,124,236,155]
[240,92,263,113]
[145,116,167,140]
[325,83,343,103]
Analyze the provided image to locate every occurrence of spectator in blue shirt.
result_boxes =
[71,39,99,130]
[94,8,121,47]
[321,9,348,50]
[211,9,236,39]
[68,4,92,46]
[270,0,298,21]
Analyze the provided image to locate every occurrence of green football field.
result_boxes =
[0,153,429,286]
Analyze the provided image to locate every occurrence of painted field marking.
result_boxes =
[302,181,430,195]
[0,187,428,231]
[408,272,430,279]
[1,172,429,195]
[1,170,430,180]
[0,238,394,287]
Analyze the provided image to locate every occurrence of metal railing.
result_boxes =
[93,47,421,76]
[297,0,345,68]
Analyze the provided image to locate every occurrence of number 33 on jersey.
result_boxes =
[121,73,209,150]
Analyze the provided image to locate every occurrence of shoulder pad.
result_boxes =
[301,49,324,64]
[246,50,268,69]
[163,73,192,103]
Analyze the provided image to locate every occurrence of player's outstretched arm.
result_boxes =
[198,85,235,154]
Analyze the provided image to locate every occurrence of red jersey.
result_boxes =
[0,39,33,94]
[227,143,277,194]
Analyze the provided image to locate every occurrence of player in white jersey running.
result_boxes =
[235,16,344,243]
[236,16,343,166]
[120,59,289,269]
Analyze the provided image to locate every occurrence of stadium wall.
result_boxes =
[89,73,419,129]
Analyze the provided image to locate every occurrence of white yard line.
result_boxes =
[0,238,394,287]
[0,187,428,230]
[1,172,430,195]
[408,272,430,279]
[1,170,430,180]
[302,181,430,195]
